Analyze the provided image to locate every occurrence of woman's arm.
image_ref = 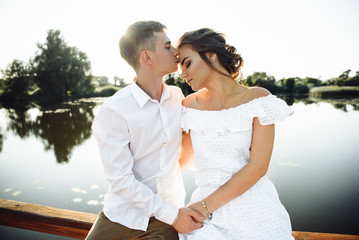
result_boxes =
[179,131,194,170]
[188,117,275,217]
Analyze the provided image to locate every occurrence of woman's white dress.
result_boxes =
[179,95,294,240]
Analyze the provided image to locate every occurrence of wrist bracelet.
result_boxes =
[202,199,212,219]
[172,211,179,227]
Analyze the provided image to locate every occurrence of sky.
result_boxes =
[0,0,358,83]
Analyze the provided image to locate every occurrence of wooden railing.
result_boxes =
[1,198,358,240]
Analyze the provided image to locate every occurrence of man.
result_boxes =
[86,21,203,240]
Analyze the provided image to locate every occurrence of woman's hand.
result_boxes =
[187,201,208,220]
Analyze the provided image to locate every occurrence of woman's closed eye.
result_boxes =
[185,60,191,68]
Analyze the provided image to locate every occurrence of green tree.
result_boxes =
[347,71,359,86]
[32,29,94,105]
[114,76,129,88]
[303,77,322,87]
[165,73,194,96]
[242,72,278,93]
[0,59,33,102]
[334,69,351,86]
[95,76,109,87]
[284,78,295,93]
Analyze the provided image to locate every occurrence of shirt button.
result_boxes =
[160,164,165,169]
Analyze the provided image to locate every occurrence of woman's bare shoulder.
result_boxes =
[182,92,198,108]
[182,89,206,108]
[246,86,271,100]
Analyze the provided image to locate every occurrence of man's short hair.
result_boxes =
[119,21,167,71]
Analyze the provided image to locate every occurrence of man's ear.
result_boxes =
[139,50,152,66]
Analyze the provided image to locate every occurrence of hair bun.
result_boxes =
[177,28,243,80]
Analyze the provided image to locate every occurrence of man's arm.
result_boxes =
[92,104,203,232]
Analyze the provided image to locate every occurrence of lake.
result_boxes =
[0,96,359,239]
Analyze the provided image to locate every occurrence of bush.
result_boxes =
[90,86,122,97]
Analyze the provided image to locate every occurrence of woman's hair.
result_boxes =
[119,21,166,71]
[177,28,243,80]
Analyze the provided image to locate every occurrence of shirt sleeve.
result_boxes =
[91,104,179,225]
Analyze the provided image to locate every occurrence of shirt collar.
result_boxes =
[130,82,171,108]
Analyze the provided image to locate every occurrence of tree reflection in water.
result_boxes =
[0,126,3,152]
[1,97,358,163]
[280,95,359,111]
[4,101,98,163]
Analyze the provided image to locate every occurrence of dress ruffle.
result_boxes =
[182,95,293,135]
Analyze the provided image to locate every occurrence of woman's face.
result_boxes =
[178,46,212,91]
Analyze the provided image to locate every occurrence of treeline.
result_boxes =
[166,70,359,97]
[0,29,125,107]
[243,70,359,95]
[1,29,358,107]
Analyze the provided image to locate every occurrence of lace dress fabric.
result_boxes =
[179,95,294,240]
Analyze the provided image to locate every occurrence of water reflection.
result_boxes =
[0,97,358,164]
[2,100,99,163]
[280,95,359,112]
[1,96,359,237]
[0,126,3,152]
[6,108,34,138]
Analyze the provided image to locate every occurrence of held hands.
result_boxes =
[173,208,204,234]
[187,201,211,220]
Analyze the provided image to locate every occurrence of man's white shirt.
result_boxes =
[92,82,186,231]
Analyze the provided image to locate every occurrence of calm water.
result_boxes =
[0,96,359,239]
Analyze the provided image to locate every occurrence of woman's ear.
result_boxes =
[206,52,217,63]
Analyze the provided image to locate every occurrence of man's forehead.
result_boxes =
[154,31,170,44]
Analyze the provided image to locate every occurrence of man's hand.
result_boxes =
[173,208,204,234]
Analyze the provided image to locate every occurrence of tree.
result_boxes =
[242,72,278,93]
[303,77,322,87]
[347,71,359,86]
[284,78,295,93]
[0,59,33,102]
[334,69,351,86]
[114,76,129,88]
[165,73,194,96]
[32,29,94,105]
[95,76,109,87]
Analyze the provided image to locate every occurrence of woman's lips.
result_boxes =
[186,79,192,85]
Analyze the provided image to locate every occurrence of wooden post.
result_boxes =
[0,198,358,240]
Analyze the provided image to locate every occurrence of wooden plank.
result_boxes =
[293,231,359,240]
[0,198,97,239]
[1,198,359,240]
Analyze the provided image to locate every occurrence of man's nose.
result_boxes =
[180,70,187,79]
[173,47,179,56]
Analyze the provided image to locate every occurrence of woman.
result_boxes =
[176,28,294,240]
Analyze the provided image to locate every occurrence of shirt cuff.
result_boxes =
[156,203,179,226]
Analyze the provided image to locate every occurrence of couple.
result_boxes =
[86,21,294,240]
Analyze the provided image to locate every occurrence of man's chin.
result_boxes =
[164,66,179,75]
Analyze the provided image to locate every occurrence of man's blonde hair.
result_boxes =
[119,21,167,71]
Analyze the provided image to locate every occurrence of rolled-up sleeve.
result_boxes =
[92,104,178,226]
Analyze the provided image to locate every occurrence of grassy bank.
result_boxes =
[310,86,359,98]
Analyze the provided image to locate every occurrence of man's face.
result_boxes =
[149,31,179,75]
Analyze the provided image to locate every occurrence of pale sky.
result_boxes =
[0,0,358,83]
